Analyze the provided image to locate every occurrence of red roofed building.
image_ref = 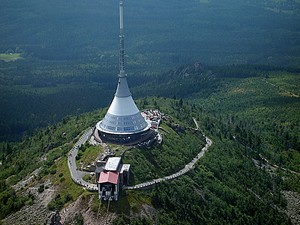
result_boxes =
[99,171,119,185]
[95,156,131,201]
[98,171,120,201]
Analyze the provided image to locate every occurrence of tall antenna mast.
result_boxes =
[119,0,125,77]
[94,0,150,146]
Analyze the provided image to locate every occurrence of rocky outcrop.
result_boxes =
[282,191,300,225]
[3,180,56,225]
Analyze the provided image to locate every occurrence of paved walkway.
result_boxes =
[67,128,98,191]
[124,119,213,190]
[124,136,212,190]
[68,119,213,192]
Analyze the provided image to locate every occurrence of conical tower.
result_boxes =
[95,0,151,145]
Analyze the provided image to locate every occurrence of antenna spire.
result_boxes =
[119,0,125,77]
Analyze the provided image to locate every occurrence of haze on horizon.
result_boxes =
[0,0,299,67]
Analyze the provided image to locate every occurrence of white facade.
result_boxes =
[104,157,121,171]
[95,0,150,142]
[96,76,150,135]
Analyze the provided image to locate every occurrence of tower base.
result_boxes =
[93,127,157,146]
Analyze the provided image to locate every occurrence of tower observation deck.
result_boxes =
[94,0,152,145]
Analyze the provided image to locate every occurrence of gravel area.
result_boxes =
[3,179,56,225]
[282,191,300,225]
[59,194,116,225]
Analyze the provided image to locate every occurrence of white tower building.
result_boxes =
[94,0,152,145]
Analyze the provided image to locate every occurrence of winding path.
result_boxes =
[67,128,98,191]
[67,119,213,191]
[124,118,212,190]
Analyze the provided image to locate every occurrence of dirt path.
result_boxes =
[264,79,299,98]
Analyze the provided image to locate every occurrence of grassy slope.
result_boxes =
[123,122,206,184]
[113,71,299,224]
[0,69,299,224]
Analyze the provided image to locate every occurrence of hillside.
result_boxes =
[0,0,299,224]
[0,66,299,224]
[1,0,300,141]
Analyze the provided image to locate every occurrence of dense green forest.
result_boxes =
[1,0,300,140]
[1,0,299,65]
[0,91,300,224]
[0,0,299,224]
[0,67,299,223]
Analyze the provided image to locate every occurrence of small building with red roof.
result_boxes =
[98,171,120,201]
[97,157,131,201]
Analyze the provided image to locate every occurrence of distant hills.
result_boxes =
[0,0,299,140]
[0,0,299,66]
[0,1,299,224]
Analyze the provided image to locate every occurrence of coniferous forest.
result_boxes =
[0,0,299,224]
